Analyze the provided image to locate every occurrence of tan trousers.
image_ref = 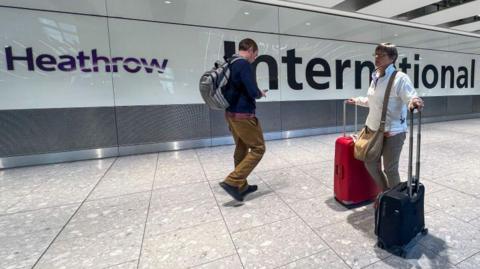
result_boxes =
[224,116,265,192]
[364,132,406,191]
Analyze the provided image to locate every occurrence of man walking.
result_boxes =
[219,38,268,202]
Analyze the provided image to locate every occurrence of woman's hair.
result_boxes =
[376,43,398,64]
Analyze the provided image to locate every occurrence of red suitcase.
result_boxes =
[334,102,379,207]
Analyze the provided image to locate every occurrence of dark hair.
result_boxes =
[376,43,398,64]
[239,38,258,52]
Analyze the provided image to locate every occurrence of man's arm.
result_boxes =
[238,61,262,99]
[397,75,424,111]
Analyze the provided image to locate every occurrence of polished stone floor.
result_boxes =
[1,118,480,269]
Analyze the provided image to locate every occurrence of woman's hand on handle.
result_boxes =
[345,98,356,105]
[409,97,424,111]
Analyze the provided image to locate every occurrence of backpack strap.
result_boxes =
[222,55,247,107]
[226,54,246,64]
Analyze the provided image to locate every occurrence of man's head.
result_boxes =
[374,43,398,69]
[238,38,258,63]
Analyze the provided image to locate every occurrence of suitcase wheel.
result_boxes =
[399,249,407,258]
[376,241,385,249]
[421,228,428,236]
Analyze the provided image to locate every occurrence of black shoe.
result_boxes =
[241,184,258,198]
[219,182,244,202]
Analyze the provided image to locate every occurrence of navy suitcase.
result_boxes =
[374,109,428,257]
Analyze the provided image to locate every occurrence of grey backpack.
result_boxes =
[199,56,241,110]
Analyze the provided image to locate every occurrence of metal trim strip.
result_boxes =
[2,113,479,169]
[0,147,118,169]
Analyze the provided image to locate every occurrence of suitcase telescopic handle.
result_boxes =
[343,101,358,137]
[408,108,421,197]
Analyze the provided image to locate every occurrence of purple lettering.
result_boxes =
[111,57,123,73]
[140,58,168,73]
[6,46,34,71]
[36,54,57,71]
[58,55,77,71]
[123,58,142,73]
[92,49,111,72]
[3,46,169,75]
[77,51,91,72]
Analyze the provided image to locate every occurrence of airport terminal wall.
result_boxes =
[0,0,479,168]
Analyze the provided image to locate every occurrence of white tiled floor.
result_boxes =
[1,118,480,268]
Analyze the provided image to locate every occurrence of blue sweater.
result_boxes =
[224,58,261,114]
